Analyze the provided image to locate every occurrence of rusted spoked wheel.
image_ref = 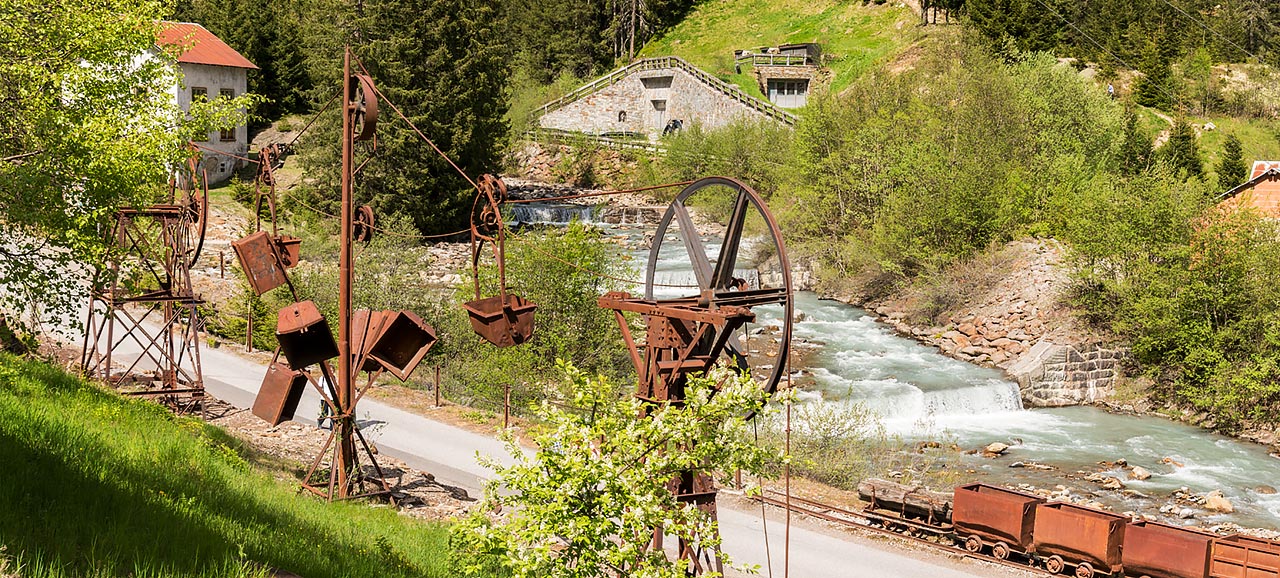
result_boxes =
[1074,562,1094,578]
[1045,555,1065,574]
[963,535,983,553]
[644,177,794,403]
[184,166,209,269]
[991,542,1010,560]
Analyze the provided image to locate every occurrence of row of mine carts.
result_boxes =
[870,482,1280,578]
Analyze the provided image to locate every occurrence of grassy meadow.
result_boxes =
[0,353,481,578]
[639,0,922,98]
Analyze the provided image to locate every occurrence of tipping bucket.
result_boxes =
[274,235,302,268]
[353,309,437,380]
[462,294,537,348]
[232,231,288,295]
[276,301,339,370]
[251,362,308,426]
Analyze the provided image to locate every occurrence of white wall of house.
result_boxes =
[177,62,249,184]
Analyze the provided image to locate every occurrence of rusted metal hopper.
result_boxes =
[353,309,437,380]
[465,174,538,348]
[463,294,537,348]
[1124,520,1213,578]
[252,362,308,426]
[274,235,302,268]
[276,301,339,370]
[232,230,289,295]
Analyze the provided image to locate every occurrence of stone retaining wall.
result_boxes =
[1007,341,1128,407]
[539,66,775,137]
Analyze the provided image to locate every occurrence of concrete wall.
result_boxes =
[1008,341,1128,407]
[178,62,249,184]
[540,67,776,138]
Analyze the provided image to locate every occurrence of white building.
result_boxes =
[156,22,257,183]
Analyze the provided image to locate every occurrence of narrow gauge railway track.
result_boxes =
[753,490,1050,576]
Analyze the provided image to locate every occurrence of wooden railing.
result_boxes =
[526,128,667,153]
[734,53,812,67]
[535,56,797,126]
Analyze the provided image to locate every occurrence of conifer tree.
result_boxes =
[1217,133,1248,188]
[1134,39,1173,110]
[298,0,509,235]
[1161,118,1204,179]
[1119,110,1153,174]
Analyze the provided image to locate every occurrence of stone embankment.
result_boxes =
[508,141,639,186]
[861,239,1128,408]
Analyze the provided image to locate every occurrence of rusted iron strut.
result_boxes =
[81,151,209,414]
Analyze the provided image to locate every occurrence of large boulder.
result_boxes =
[1205,491,1234,513]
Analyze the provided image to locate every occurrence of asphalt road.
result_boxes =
[85,316,1029,578]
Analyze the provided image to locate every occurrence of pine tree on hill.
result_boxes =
[1161,118,1205,179]
[1118,109,1154,175]
[1217,133,1249,188]
[1134,38,1173,110]
[297,0,510,236]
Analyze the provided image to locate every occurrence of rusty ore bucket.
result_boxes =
[274,235,302,268]
[276,301,339,370]
[251,362,308,426]
[462,294,537,347]
[353,309,437,380]
[232,230,287,295]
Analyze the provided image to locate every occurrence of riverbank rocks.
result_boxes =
[1257,485,1277,495]
[1129,466,1152,480]
[984,442,1010,456]
[1205,490,1235,513]
[852,238,1129,409]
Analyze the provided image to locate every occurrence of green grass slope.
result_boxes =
[0,353,477,578]
[639,0,922,99]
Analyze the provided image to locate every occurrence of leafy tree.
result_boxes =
[1161,118,1204,179]
[451,363,777,578]
[0,0,252,333]
[298,0,509,235]
[1217,133,1248,188]
[430,223,636,409]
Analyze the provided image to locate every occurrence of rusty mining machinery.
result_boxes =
[597,177,795,574]
[234,50,437,500]
[81,148,211,414]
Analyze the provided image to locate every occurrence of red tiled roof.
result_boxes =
[1252,160,1280,179]
[157,22,257,70]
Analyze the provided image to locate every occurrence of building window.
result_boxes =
[218,89,237,141]
[618,110,627,123]
[189,87,210,141]
[766,79,809,109]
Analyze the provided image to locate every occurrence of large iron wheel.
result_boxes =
[644,177,794,398]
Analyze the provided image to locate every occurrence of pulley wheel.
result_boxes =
[645,177,793,398]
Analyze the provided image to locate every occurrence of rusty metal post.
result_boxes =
[784,361,792,578]
[434,364,441,407]
[246,301,254,352]
[335,46,357,499]
[503,383,511,429]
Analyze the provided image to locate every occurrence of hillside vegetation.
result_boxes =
[640,0,922,97]
[0,353,478,578]
[645,30,1280,431]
